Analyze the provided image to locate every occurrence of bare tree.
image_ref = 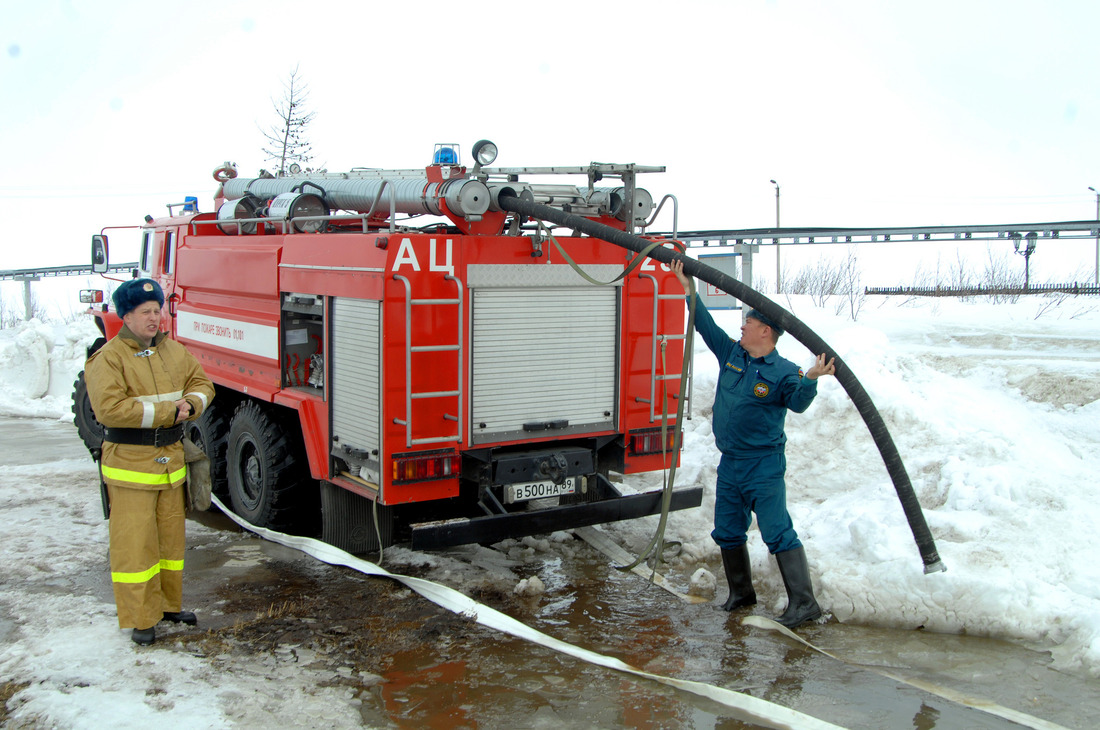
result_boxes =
[0,290,50,326]
[786,257,844,308]
[835,246,865,320]
[982,246,1024,303]
[0,296,15,328]
[261,66,315,177]
[949,248,976,290]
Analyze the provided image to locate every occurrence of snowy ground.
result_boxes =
[1,292,1099,727]
[628,293,1100,677]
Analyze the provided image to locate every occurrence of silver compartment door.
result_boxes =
[471,277,619,443]
[331,298,382,479]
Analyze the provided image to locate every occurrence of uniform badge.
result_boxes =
[798,368,805,379]
[142,282,155,292]
[753,382,770,398]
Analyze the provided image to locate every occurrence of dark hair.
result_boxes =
[746,308,784,336]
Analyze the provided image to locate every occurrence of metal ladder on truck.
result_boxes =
[636,271,691,424]
[391,274,465,447]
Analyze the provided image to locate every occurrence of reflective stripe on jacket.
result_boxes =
[86,326,215,491]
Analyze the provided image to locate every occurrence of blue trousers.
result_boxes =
[711,451,801,554]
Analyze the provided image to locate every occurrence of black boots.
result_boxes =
[131,627,156,646]
[719,544,757,611]
[719,544,822,628]
[775,546,821,629]
[131,612,197,646]
[163,611,197,625]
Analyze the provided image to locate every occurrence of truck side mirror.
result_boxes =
[91,235,109,274]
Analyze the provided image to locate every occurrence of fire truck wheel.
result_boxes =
[226,400,317,533]
[183,402,231,500]
[71,370,104,456]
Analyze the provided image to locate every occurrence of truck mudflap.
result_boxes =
[410,481,704,550]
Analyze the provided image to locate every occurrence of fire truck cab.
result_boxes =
[75,141,701,551]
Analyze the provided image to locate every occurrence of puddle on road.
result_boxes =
[180,514,1097,729]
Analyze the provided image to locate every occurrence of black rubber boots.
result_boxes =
[719,544,757,611]
[131,627,155,645]
[775,546,822,628]
[131,612,198,646]
[163,611,198,625]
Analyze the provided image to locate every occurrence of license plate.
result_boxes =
[505,476,577,504]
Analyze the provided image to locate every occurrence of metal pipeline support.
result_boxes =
[497,192,946,574]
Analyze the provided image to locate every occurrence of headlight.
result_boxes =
[472,139,498,166]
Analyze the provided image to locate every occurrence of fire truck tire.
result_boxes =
[71,370,104,456]
[226,400,319,534]
[183,402,231,500]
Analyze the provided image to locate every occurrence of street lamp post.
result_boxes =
[1014,232,1037,290]
[1089,186,1099,285]
[770,179,781,293]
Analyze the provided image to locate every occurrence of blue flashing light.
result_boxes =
[433,147,458,165]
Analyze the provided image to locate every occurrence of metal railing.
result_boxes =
[866,283,1100,297]
[1,262,141,320]
[0,262,139,281]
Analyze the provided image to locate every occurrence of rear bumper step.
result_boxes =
[410,485,703,550]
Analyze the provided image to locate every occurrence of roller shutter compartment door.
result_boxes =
[331,298,382,476]
[471,287,618,442]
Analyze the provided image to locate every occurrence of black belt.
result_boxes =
[103,424,184,447]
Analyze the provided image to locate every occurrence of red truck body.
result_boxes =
[78,146,700,550]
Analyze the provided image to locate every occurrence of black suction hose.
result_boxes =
[498,193,946,574]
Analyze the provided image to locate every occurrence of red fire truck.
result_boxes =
[73,141,701,551]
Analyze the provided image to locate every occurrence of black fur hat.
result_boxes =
[112,278,165,317]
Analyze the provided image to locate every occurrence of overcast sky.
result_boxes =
[3,0,1098,282]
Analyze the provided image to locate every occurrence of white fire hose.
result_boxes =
[211,495,843,730]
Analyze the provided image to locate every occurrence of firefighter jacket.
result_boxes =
[86,326,214,491]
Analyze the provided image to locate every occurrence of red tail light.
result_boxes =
[392,451,460,484]
[628,428,682,456]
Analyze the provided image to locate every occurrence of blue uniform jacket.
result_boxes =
[690,298,818,455]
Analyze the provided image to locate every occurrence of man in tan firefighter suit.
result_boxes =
[86,277,214,646]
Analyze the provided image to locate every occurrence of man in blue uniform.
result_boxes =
[671,260,835,629]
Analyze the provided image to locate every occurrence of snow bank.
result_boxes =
[601,296,1100,678]
[0,317,101,419]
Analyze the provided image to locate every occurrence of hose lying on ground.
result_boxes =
[212,495,845,730]
[497,192,945,574]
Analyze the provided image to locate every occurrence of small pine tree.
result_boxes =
[261,66,315,177]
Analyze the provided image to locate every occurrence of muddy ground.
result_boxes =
[4,416,1098,729]
[151,514,1099,730]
